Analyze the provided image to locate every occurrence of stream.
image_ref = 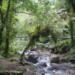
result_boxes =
[18,50,75,75]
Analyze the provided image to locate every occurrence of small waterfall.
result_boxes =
[34,54,53,75]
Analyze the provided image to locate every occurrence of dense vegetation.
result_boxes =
[0,0,75,63]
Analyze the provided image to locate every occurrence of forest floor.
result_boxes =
[0,58,25,73]
[0,58,33,75]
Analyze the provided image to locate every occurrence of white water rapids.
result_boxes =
[18,50,75,75]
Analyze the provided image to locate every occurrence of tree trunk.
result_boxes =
[69,19,74,47]
[4,27,10,57]
[3,0,11,57]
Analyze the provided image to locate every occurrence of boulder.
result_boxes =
[51,56,67,63]
[26,55,38,63]
[51,57,60,63]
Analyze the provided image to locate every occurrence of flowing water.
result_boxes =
[18,50,75,75]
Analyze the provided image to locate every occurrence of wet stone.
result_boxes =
[26,55,38,63]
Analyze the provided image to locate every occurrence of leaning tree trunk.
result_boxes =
[20,37,35,64]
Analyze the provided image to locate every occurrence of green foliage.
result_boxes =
[0,0,75,58]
